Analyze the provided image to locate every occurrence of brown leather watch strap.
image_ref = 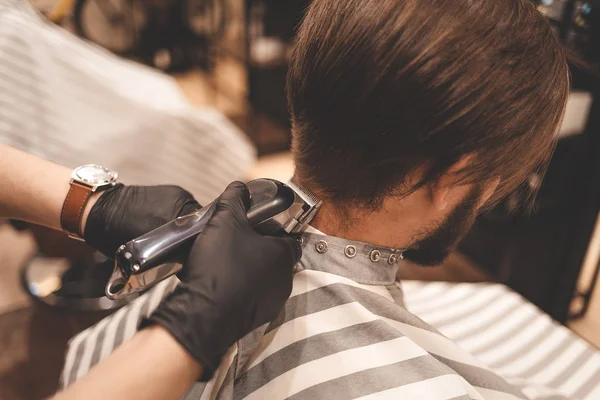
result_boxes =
[60,182,92,238]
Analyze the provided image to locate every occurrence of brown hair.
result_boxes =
[287,0,570,210]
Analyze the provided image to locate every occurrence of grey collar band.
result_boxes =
[297,233,404,286]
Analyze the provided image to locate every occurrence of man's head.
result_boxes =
[287,0,570,263]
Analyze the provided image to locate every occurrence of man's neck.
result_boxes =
[309,194,437,250]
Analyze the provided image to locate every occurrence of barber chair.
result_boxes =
[13,222,136,311]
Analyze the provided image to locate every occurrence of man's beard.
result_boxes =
[402,186,482,266]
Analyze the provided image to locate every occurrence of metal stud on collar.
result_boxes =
[370,250,381,262]
[315,240,328,254]
[344,245,357,258]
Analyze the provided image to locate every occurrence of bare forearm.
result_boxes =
[0,145,98,230]
[53,326,203,400]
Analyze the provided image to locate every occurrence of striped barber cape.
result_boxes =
[61,232,573,400]
[403,282,600,400]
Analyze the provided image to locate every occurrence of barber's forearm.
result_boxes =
[53,326,203,400]
[0,145,99,231]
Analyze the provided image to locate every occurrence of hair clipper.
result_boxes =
[105,178,321,300]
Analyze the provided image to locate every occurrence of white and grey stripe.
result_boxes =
[404,281,600,400]
[60,277,179,388]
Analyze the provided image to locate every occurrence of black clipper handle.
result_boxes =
[114,179,297,277]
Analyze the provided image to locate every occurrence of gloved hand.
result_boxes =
[140,182,302,380]
[84,184,201,257]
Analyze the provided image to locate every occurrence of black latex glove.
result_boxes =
[140,182,302,380]
[84,184,201,257]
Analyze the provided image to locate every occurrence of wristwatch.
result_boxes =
[61,164,119,240]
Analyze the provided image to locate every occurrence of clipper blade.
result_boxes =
[287,177,322,232]
[288,176,320,208]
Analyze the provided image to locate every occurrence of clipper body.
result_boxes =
[106,178,321,300]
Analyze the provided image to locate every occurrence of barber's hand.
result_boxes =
[140,182,302,380]
[84,184,201,257]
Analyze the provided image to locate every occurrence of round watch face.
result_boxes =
[73,165,118,186]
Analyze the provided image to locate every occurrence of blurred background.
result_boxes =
[2,0,600,398]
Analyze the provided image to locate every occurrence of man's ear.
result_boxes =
[430,185,451,211]
[479,177,501,208]
[429,156,474,212]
